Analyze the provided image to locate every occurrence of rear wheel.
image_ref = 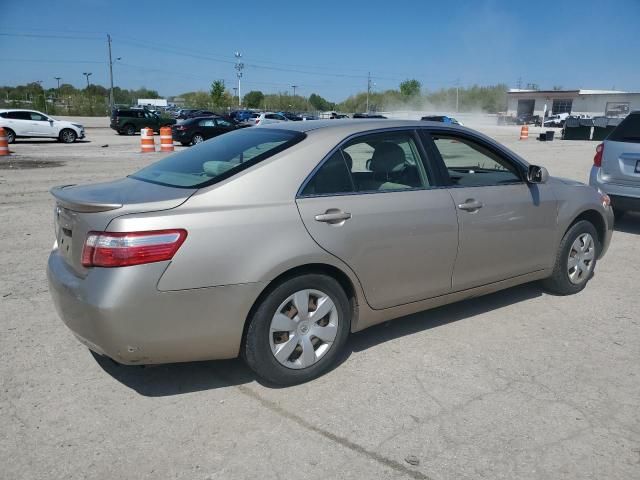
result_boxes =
[542,220,599,295]
[59,129,77,143]
[191,133,204,145]
[4,128,16,144]
[243,274,351,385]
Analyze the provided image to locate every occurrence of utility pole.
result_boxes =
[234,52,244,107]
[455,78,460,113]
[366,72,372,113]
[107,34,114,110]
[83,72,92,89]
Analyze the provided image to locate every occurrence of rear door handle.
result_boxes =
[457,199,484,211]
[314,210,352,224]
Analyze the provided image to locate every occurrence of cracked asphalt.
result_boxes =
[1,119,638,479]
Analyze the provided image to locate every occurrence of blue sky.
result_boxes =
[1,0,639,101]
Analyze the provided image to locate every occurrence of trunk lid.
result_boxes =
[51,177,195,275]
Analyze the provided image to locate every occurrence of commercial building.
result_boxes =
[506,89,640,118]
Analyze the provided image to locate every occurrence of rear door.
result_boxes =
[5,111,32,135]
[296,129,459,310]
[425,130,557,291]
[602,113,640,186]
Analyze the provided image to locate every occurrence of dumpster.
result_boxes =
[592,117,623,141]
[563,117,593,140]
[546,130,555,141]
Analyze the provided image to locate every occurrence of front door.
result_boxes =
[296,130,459,310]
[428,131,557,291]
[28,111,55,136]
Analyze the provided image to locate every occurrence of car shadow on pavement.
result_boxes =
[614,212,640,234]
[94,283,542,396]
[12,139,91,144]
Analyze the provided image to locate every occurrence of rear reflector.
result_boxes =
[82,229,187,267]
[593,143,604,167]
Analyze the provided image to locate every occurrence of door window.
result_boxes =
[29,112,48,121]
[215,118,233,127]
[432,134,522,186]
[7,111,31,120]
[300,131,430,196]
[198,119,216,127]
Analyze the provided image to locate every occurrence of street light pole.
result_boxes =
[366,72,372,113]
[83,72,92,89]
[291,85,298,97]
[234,52,244,107]
[36,80,47,113]
[107,34,114,110]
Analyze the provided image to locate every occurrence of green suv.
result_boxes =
[110,108,176,135]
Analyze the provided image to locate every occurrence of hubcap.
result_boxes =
[567,233,595,284]
[193,135,203,144]
[269,289,339,370]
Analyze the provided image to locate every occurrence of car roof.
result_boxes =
[259,119,465,134]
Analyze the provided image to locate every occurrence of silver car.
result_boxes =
[47,120,613,385]
[589,111,640,218]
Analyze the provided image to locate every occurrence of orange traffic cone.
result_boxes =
[0,127,9,156]
[159,126,174,152]
[140,127,155,153]
[519,125,529,140]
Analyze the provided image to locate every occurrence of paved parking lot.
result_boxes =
[1,120,638,480]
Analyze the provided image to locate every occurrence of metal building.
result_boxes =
[507,89,640,118]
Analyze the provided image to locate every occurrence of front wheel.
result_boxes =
[243,274,351,385]
[541,220,599,295]
[59,129,77,143]
[191,133,204,145]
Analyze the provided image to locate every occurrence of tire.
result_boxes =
[59,129,77,143]
[541,220,599,295]
[123,124,136,136]
[191,133,204,145]
[4,128,16,144]
[243,274,351,385]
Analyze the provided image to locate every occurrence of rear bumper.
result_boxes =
[47,249,265,365]
[590,166,640,212]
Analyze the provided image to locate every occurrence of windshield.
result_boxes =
[130,128,305,188]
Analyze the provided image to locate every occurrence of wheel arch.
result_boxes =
[568,209,606,251]
[240,263,360,354]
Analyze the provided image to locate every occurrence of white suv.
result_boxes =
[0,109,85,143]
[254,112,288,126]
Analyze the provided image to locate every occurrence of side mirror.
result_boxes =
[527,165,549,184]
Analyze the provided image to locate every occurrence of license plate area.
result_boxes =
[635,159,640,174]
[55,206,74,260]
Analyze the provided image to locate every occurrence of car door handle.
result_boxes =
[457,199,484,211]
[314,210,352,224]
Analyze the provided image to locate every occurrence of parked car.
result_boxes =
[352,113,387,119]
[174,109,200,119]
[254,112,289,125]
[230,110,254,123]
[171,115,244,145]
[0,109,85,143]
[421,115,464,126]
[589,110,640,218]
[516,114,540,125]
[47,120,613,385]
[110,108,176,135]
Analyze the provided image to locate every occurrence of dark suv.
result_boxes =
[110,108,176,135]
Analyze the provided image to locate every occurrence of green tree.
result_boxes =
[309,93,334,111]
[210,80,226,108]
[243,90,264,108]
[399,79,421,97]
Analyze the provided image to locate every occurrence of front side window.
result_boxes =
[198,118,215,127]
[30,112,47,121]
[432,134,522,187]
[131,128,305,188]
[215,118,233,127]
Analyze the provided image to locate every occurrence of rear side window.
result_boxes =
[608,113,640,143]
[131,128,305,188]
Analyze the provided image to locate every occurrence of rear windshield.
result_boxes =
[130,128,305,188]
[608,113,640,143]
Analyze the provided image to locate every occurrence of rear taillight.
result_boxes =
[81,229,187,268]
[593,143,604,167]
[255,119,260,124]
